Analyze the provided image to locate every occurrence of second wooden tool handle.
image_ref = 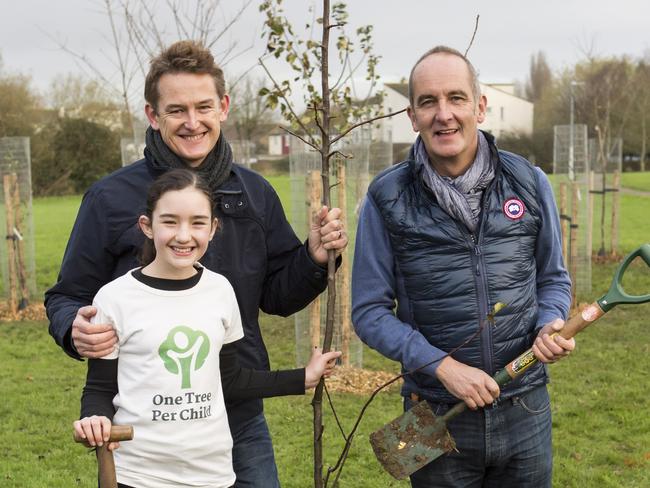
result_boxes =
[73,424,134,445]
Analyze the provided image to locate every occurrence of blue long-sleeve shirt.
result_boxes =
[351,166,571,380]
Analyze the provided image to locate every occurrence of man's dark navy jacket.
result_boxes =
[45,153,329,428]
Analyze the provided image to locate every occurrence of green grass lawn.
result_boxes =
[3,173,650,486]
[32,195,82,293]
[621,171,650,192]
[2,265,650,487]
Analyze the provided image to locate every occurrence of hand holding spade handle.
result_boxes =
[495,303,604,386]
[497,243,650,387]
[74,423,133,488]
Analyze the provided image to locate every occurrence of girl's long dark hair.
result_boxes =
[139,168,215,266]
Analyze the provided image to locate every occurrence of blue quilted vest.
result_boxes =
[368,142,548,403]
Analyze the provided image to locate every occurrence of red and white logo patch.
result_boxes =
[503,198,525,220]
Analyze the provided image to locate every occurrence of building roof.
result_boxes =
[384,82,532,104]
[384,83,409,99]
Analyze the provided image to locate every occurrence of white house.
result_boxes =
[382,82,534,144]
[267,126,291,156]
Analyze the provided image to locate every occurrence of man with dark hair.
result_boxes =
[352,46,573,487]
[46,40,347,488]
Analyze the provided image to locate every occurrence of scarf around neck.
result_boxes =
[418,130,495,233]
[145,126,233,193]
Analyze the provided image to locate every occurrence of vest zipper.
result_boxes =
[469,215,495,376]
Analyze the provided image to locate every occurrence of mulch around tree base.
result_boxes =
[326,367,402,395]
[0,303,47,322]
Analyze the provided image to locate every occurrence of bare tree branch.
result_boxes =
[464,14,480,57]
[165,0,191,40]
[258,56,317,147]
[323,317,491,487]
[331,107,407,145]
[105,0,136,139]
[326,150,353,160]
[311,104,326,139]
[281,127,320,153]
[206,0,253,50]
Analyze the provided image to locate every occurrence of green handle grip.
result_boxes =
[597,243,650,312]
[495,243,650,385]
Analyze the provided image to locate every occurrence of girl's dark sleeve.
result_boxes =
[220,343,305,401]
[80,359,118,420]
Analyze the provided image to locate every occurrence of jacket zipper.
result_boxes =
[469,232,494,378]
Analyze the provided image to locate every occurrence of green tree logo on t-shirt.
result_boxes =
[158,326,210,389]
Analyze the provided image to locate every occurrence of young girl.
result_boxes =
[74,169,341,488]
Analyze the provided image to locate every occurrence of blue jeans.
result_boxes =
[231,413,281,488]
[407,386,552,488]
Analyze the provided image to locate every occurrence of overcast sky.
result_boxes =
[1,0,649,99]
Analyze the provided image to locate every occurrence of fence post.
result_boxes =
[336,160,351,365]
[560,182,569,266]
[587,170,594,260]
[611,170,620,257]
[3,174,18,313]
[309,170,322,347]
[570,182,579,309]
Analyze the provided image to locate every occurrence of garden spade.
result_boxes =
[370,243,650,480]
[74,424,133,488]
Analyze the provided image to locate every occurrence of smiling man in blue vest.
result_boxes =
[351,46,573,488]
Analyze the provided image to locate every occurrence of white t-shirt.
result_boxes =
[92,267,244,488]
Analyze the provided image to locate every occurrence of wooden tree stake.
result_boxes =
[11,175,29,308]
[559,182,568,266]
[611,170,620,256]
[570,182,579,309]
[336,160,351,365]
[309,170,323,347]
[3,174,18,313]
[587,170,594,259]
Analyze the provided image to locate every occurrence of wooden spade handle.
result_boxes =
[495,302,606,384]
[73,424,133,445]
[559,302,605,339]
[97,444,118,488]
[74,425,133,488]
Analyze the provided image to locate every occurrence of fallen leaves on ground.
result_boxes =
[0,303,47,322]
[326,366,402,395]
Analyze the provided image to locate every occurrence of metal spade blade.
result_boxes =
[369,400,463,480]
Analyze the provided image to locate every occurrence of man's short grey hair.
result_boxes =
[408,46,481,106]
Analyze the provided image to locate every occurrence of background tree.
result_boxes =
[48,74,122,127]
[227,75,276,153]
[525,51,553,103]
[0,60,41,138]
[31,117,121,195]
[53,0,254,140]
[573,56,635,152]
[498,51,558,168]
[630,57,650,171]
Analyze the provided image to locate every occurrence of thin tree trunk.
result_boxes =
[313,1,334,486]
[309,170,323,348]
[641,115,647,172]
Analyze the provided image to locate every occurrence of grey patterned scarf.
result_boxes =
[418,131,495,233]
[145,126,233,194]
